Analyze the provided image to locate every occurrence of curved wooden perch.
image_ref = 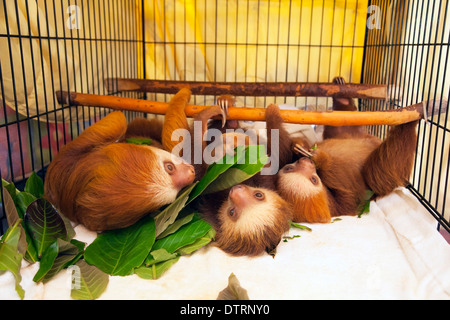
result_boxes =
[105,78,393,100]
[56,91,424,126]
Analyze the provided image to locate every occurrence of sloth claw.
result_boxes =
[218,98,229,117]
[217,95,236,117]
[293,143,313,158]
[332,76,346,85]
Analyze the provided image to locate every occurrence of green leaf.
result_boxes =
[175,228,216,255]
[24,198,68,258]
[153,183,198,238]
[145,248,179,266]
[60,213,76,241]
[84,215,156,276]
[152,219,212,254]
[70,239,87,252]
[2,179,18,199]
[70,260,109,300]
[153,145,266,240]
[134,257,180,280]
[1,187,28,256]
[24,172,44,199]
[0,220,25,299]
[156,213,194,239]
[188,150,239,202]
[2,186,38,263]
[358,190,374,218]
[217,273,249,300]
[290,221,312,232]
[42,241,83,283]
[126,137,153,145]
[283,235,301,242]
[189,145,268,199]
[2,181,36,220]
[14,192,37,219]
[234,144,268,171]
[33,240,59,282]
[33,239,84,283]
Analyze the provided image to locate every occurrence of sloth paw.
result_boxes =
[217,94,236,117]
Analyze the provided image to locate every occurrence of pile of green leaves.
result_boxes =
[0,145,267,300]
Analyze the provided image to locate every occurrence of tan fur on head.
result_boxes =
[278,170,331,223]
[215,187,292,256]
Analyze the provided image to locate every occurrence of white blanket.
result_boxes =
[1,187,449,300]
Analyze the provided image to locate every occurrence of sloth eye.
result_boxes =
[283,165,294,173]
[254,191,265,200]
[310,175,319,185]
[228,207,235,217]
[164,161,175,174]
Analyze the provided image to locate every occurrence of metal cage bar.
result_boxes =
[0,0,145,234]
[362,0,450,232]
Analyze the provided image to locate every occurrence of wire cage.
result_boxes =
[0,0,449,236]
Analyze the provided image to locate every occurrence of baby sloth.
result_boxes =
[278,118,419,224]
[278,157,330,223]
[44,111,195,231]
[277,77,420,223]
[208,184,292,256]
[188,97,295,256]
[211,184,292,256]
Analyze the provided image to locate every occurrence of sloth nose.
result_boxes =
[298,157,313,164]
[230,184,245,194]
[297,157,315,169]
[187,165,195,180]
[172,163,195,189]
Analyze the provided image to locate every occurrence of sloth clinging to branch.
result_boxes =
[45,82,422,258]
[160,90,296,256]
[277,77,420,223]
[44,93,196,231]
[198,102,296,256]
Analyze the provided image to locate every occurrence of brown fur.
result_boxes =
[279,95,419,222]
[162,88,191,152]
[44,108,195,231]
[322,77,365,140]
[188,104,228,180]
[311,136,382,217]
[278,183,332,223]
[211,186,293,256]
[124,117,164,149]
[195,103,296,256]
[279,125,418,222]
[362,120,418,196]
[157,94,296,256]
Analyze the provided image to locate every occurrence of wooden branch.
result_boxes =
[56,91,424,126]
[105,78,393,100]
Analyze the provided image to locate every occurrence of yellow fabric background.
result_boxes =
[141,0,369,109]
